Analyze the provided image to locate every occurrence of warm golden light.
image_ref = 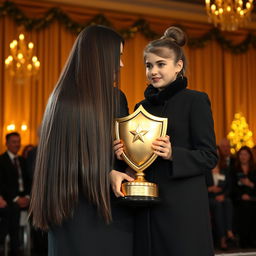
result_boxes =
[32,56,38,62]
[19,34,25,40]
[228,112,254,153]
[21,124,28,131]
[7,124,16,131]
[17,53,23,59]
[5,33,40,81]
[28,42,34,49]
[211,4,216,11]
[35,61,40,68]
[27,64,32,70]
[205,0,254,31]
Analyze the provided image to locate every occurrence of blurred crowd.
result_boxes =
[207,138,256,251]
[1,132,256,255]
[0,132,47,256]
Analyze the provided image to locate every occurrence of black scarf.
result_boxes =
[144,76,187,105]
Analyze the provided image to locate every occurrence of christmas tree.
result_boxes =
[227,112,254,154]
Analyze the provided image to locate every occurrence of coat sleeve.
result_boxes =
[0,156,6,198]
[171,92,218,178]
[205,169,214,187]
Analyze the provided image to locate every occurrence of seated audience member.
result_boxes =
[0,190,8,255]
[252,145,256,164]
[0,132,30,256]
[206,146,236,250]
[21,144,34,159]
[26,125,41,184]
[231,146,256,248]
[219,138,235,169]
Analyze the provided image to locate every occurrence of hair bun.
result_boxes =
[162,26,187,47]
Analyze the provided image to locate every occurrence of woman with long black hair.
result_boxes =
[29,25,133,256]
[231,146,256,248]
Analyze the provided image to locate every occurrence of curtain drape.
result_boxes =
[0,0,255,152]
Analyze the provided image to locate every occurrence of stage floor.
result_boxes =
[215,249,256,256]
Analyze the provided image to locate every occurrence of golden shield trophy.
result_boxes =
[115,105,167,203]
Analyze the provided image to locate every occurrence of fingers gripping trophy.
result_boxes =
[115,105,167,203]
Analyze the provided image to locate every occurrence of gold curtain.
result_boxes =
[0,0,256,152]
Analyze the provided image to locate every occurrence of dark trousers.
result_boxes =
[235,200,256,247]
[0,208,9,245]
[0,203,21,252]
[209,197,233,238]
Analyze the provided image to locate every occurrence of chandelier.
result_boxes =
[205,0,254,31]
[5,33,40,81]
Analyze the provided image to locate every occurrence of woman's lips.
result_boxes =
[152,77,161,83]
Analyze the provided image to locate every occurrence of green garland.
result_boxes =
[0,1,256,53]
[188,28,256,54]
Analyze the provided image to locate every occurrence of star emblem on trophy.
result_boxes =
[130,126,149,143]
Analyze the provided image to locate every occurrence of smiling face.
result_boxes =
[6,135,21,155]
[145,48,183,91]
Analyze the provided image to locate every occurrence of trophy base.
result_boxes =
[122,181,158,197]
[118,196,161,206]
[118,181,161,206]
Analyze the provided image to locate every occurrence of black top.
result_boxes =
[231,168,256,201]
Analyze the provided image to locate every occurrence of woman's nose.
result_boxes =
[151,66,158,75]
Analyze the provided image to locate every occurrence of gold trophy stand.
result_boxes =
[119,171,161,205]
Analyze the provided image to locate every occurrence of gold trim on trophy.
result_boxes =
[115,105,167,199]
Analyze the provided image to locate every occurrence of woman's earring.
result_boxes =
[176,72,183,79]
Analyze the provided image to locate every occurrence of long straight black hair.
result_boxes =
[29,25,124,230]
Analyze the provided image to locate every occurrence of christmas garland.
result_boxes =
[1,1,256,54]
[189,28,256,54]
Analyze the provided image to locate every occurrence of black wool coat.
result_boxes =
[134,77,217,256]
[48,89,133,256]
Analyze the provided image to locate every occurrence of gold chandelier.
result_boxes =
[205,0,254,31]
[5,33,40,81]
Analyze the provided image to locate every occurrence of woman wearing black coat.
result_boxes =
[231,146,256,248]
[206,147,235,250]
[114,26,217,256]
